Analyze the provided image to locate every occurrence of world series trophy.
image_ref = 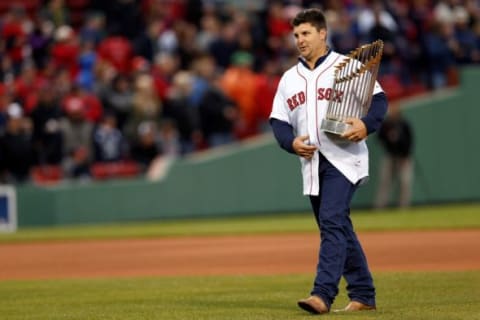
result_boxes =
[321,40,384,135]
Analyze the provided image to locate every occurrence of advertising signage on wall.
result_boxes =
[0,186,17,233]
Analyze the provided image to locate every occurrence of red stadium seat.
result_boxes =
[66,0,90,9]
[91,161,142,180]
[378,74,405,102]
[66,0,90,27]
[31,165,64,185]
[0,0,40,16]
[405,82,428,97]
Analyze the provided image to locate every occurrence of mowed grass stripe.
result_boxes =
[0,271,478,320]
[1,203,479,243]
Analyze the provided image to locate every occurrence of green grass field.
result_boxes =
[1,272,479,320]
[1,203,479,319]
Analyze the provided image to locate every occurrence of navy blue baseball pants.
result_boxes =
[308,153,376,309]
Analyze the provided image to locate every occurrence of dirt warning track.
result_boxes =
[1,229,479,280]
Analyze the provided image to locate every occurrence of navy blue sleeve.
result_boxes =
[361,92,388,134]
[269,118,296,154]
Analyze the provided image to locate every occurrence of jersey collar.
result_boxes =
[298,48,332,70]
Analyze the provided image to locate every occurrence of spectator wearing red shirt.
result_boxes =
[151,52,180,102]
[141,0,185,25]
[50,25,80,80]
[267,1,292,38]
[97,35,134,75]
[13,63,47,114]
[2,6,30,75]
[254,60,281,133]
[62,86,103,123]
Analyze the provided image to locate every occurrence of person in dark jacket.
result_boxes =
[374,103,414,208]
[130,120,162,171]
[198,77,237,148]
[162,71,201,155]
[0,103,35,184]
[30,88,64,165]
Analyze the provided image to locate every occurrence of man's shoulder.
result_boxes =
[276,63,302,87]
[282,62,300,76]
[329,51,347,64]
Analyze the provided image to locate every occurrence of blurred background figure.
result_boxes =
[157,119,180,158]
[254,59,281,133]
[130,120,162,172]
[59,89,94,180]
[0,102,34,184]
[99,74,134,132]
[40,0,70,28]
[374,103,414,209]
[50,25,79,80]
[125,72,161,141]
[30,86,63,166]
[92,112,126,163]
[198,74,237,148]
[163,70,201,155]
[220,51,258,139]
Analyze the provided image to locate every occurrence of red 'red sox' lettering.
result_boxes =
[317,88,344,103]
[287,91,306,111]
[287,89,343,111]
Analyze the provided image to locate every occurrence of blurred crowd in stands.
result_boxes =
[0,0,479,185]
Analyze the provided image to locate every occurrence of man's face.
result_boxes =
[293,22,327,61]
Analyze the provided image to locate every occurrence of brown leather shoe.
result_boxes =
[342,300,376,312]
[297,295,329,314]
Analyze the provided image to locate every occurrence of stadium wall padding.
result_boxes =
[15,67,480,227]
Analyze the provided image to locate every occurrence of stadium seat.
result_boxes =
[66,0,90,28]
[405,82,428,97]
[66,0,90,8]
[378,74,405,101]
[31,165,64,185]
[91,161,142,180]
[0,0,40,16]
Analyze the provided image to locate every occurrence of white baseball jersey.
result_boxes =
[270,51,384,196]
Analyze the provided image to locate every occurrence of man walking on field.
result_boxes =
[269,8,388,315]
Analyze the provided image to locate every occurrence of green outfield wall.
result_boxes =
[14,67,480,227]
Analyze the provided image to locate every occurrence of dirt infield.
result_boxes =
[1,229,479,280]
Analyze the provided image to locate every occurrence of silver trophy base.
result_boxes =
[321,119,351,135]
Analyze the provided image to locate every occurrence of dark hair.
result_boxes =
[291,8,327,30]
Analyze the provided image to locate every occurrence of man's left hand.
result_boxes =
[341,118,367,142]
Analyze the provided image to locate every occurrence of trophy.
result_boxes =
[321,40,384,135]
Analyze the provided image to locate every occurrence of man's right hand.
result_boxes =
[292,135,317,160]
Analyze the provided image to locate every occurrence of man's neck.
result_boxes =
[301,47,331,70]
